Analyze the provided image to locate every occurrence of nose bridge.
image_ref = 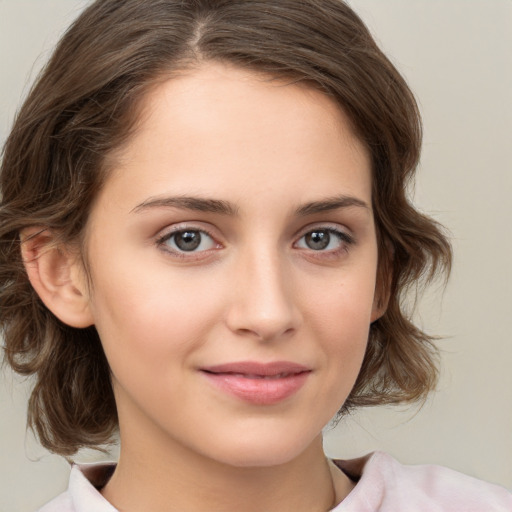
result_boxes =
[226,239,300,340]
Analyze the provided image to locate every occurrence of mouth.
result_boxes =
[205,372,301,379]
[200,361,311,405]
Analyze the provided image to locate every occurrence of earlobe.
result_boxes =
[20,227,94,328]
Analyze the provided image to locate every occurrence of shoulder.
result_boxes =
[36,463,117,512]
[36,491,74,512]
[333,451,512,512]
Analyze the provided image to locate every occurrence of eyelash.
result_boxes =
[156,226,220,260]
[294,227,355,257]
[155,225,355,260]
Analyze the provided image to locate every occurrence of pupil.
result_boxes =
[175,231,201,251]
[306,230,330,250]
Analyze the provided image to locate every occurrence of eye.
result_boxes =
[158,229,218,253]
[295,228,353,252]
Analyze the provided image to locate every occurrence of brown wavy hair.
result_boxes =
[0,0,451,456]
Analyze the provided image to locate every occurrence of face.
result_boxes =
[82,63,381,468]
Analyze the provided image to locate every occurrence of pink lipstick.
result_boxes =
[200,361,311,405]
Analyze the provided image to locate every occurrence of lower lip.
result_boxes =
[202,371,310,405]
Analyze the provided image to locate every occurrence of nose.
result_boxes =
[225,248,302,342]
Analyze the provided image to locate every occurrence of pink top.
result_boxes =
[37,451,512,511]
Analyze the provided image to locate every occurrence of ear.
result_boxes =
[370,266,392,323]
[370,291,388,323]
[20,227,94,328]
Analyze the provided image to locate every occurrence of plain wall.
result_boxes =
[1,1,511,510]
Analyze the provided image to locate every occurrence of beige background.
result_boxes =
[1,0,511,510]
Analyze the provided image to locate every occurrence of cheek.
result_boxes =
[87,260,225,371]
[304,264,377,337]
[301,265,376,390]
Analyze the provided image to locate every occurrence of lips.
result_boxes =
[200,361,311,405]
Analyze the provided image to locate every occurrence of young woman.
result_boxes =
[1,1,510,510]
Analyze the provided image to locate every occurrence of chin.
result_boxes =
[200,428,323,469]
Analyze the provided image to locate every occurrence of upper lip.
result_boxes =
[201,361,311,377]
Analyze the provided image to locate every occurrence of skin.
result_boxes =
[50,63,383,511]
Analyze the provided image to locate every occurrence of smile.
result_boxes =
[201,361,311,405]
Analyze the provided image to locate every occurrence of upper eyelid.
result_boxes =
[293,222,353,239]
[155,222,219,240]
[297,228,353,242]
[154,221,354,246]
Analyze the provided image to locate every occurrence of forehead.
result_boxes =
[96,62,372,217]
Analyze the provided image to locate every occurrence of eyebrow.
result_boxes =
[132,194,369,216]
[294,195,370,216]
[132,196,239,216]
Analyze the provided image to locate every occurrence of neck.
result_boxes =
[101,431,352,512]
